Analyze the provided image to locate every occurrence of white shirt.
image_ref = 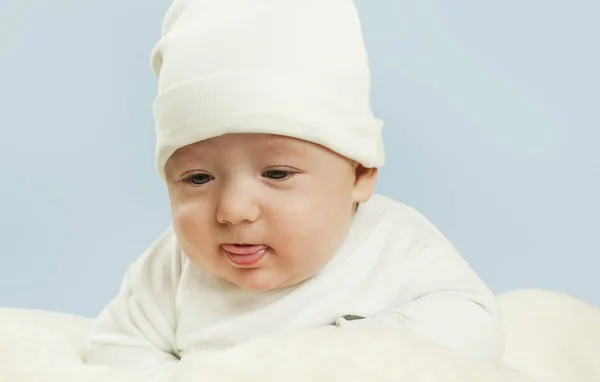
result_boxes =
[84,194,504,367]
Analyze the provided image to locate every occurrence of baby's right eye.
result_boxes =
[184,173,213,185]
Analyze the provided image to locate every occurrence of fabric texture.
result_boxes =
[2,290,600,381]
[151,0,385,181]
[83,194,504,367]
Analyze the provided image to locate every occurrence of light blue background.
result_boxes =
[1,1,598,317]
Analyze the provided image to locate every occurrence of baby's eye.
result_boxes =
[263,169,293,180]
[184,173,214,185]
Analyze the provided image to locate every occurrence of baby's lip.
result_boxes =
[221,244,268,255]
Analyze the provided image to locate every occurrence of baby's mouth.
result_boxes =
[221,244,268,255]
[221,244,269,267]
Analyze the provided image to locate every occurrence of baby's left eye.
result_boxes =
[263,170,292,180]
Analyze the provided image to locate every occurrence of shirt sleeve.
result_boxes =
[82,227,184,368]
[335,239,505,360]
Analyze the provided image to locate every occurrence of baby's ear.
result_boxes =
[352,165,378,203]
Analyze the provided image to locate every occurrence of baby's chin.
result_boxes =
[184,250,318,291]
[223,268,313,292]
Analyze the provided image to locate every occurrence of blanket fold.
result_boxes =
[1,289,599,382]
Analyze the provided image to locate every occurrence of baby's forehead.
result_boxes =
[166,133,318,168]
[184,134,313,155]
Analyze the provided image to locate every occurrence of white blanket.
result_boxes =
[1,289,598,382]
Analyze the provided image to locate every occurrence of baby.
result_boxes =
[83,0,504,368]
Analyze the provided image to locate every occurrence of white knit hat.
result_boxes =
[151,0,385,181]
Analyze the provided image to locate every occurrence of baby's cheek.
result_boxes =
[287,219,338,264]
[171,204,210,246]
[172,207,192,234]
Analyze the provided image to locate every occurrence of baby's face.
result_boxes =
[164,133,377,291]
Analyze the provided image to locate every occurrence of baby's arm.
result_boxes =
[83,228,182,368]
[336,239,504,360]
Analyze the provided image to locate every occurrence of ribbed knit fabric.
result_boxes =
[150,0,385,181]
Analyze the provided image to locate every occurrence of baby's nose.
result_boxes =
[216,189,260,225]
